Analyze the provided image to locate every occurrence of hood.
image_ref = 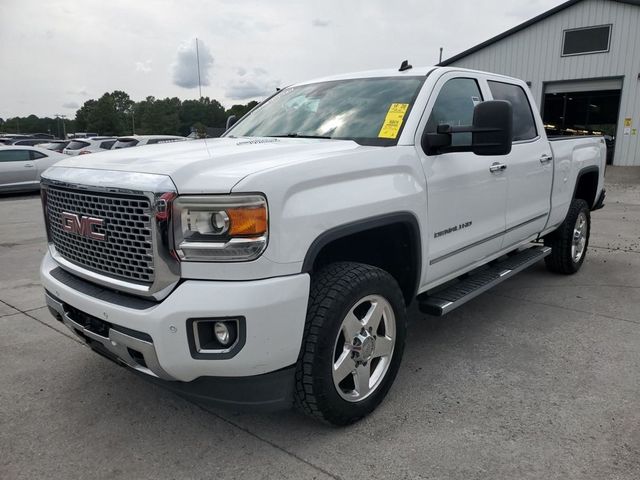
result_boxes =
[53,137,367,193]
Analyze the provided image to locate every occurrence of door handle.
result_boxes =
[489,162,507,173]
[24,164,35,168]
[540,154,553,164]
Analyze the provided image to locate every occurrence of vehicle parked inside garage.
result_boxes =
[62,137,116,156]
[40,65,605,425]
[110,135,188,149]
[0,145,66,193]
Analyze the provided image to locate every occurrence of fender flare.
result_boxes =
[572,165,600,208]
[301,212,422,301]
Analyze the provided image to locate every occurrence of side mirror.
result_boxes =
[225,115,237,130]
[471,100,513,156]
[421,100,513,156]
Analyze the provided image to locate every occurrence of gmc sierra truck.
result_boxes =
[41,66,606,425]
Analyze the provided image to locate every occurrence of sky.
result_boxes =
[0,0,567,119]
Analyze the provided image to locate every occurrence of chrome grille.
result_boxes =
[46,186,154,284]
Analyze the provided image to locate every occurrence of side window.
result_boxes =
[488,81,537,141]
[100,140,116,149]
[426,78,483,146]
[30,151,47,160]
[0,150,31,162]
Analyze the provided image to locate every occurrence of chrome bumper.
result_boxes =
[45,291,175,381]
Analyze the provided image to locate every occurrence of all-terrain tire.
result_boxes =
[294,262,407,426]
[544,198,591,274]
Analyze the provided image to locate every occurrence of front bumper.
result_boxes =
[41,252,310,406]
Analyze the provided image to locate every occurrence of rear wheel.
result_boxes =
[294,262,407,425]
[544,198,591,274]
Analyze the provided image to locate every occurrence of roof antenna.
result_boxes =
[399,60,412,72]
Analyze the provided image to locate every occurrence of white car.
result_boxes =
[62,137,116,156]
[40,66,606,425]
[110,135,187,149]
[0,145,66,192]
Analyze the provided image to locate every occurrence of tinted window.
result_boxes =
[100,140,116,149]
[563,25,610,56]
[30,151,47,160]
[112,139,139,149]
[0,150,31,162]
[488,81,537,141]
[66,140,90,150]
[426,78,483,146]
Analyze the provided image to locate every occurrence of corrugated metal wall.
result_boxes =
[445,0,640,166]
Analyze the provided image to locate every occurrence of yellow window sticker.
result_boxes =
[378,103,409,139]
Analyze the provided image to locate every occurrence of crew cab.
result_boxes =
[40,66,605,425]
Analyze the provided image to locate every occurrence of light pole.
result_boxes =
[55,114,67,139]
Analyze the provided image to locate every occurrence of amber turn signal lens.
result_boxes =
[227,206,267,236]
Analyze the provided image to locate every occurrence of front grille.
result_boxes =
[46,186,155,284]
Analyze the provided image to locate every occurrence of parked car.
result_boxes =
[68,132,98,139]
[9,138,50,146]
[38,140,71,153]
[62,137,116,156]
[110,135,187,149]
[0,145,66,193]
[40,66,606,425]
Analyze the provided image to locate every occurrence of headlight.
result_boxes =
[173,195,268,261]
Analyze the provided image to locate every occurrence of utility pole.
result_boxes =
[195,37,202,99]
[439,47,443,64]
[55,114,67,139]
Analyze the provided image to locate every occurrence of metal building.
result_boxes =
[440,0,640,166]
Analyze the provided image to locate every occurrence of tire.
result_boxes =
[544,198,591,274]
[294,262,407,425]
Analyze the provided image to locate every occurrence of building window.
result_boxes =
[562,25,611,56]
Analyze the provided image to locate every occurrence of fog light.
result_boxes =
[214,321,231,346]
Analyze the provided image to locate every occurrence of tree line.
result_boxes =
[0,91,259,138]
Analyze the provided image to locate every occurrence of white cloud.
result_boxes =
[135,59,152,73]
[62,101,79,109]
[171,38,214,89]
[226,68,279,100]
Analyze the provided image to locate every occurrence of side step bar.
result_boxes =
[418,245,551,316]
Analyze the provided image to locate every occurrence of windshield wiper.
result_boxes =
[267,133,333,139]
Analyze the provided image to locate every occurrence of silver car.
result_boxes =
[0,146,67,193]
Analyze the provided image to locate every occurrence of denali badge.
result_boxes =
[61,212,106,241]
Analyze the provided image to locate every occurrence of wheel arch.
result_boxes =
[302,212,422,305]
[573,165,600,209]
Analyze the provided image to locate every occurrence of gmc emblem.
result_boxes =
[61,212,106,241]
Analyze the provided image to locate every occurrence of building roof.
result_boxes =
[439,0,640,66]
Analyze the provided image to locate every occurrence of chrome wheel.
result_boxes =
[571,211,588,262]
[332,294,396,402]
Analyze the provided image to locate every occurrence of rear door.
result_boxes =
[0,149,37,189]
[416,73,508,284]
[486,80,553,247]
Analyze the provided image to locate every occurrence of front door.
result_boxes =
[0,149,37,189]
[416,74,508,285]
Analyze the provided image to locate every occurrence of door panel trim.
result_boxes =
[430,213,548,265]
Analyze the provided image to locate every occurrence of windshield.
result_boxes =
[227,76,425,146]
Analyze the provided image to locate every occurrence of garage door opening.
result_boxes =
[543,82,622,165]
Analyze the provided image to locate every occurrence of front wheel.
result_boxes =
[294,262,407,425]
[544,198,591,274]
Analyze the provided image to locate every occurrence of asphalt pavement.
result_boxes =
[1,170,639,480]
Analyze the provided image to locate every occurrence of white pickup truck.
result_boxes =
[40,65,606,425]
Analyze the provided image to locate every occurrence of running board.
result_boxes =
[418,245,551,316]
